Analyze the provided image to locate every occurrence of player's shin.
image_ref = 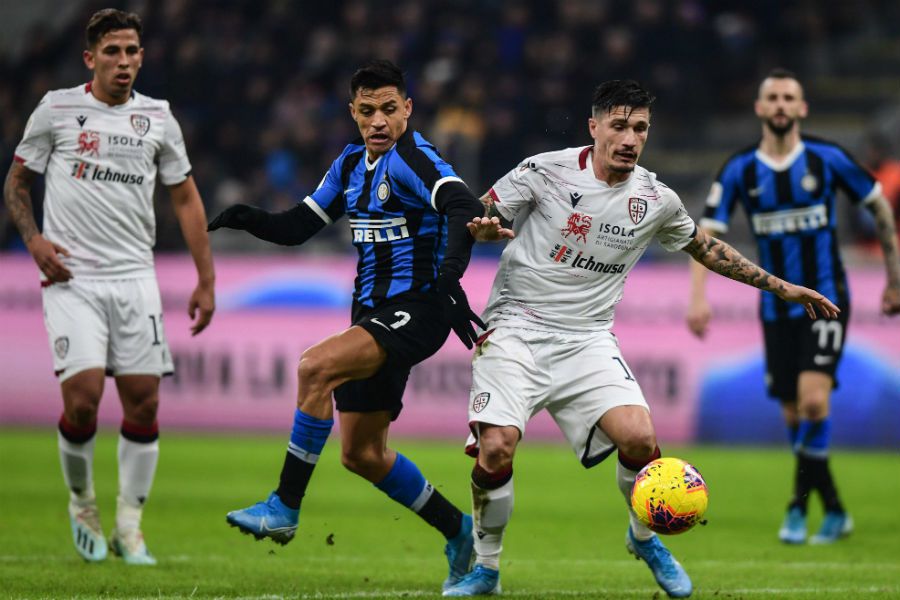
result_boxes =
[796,418,843,513]
[471,462,514,570]
[58,415,98,503]
[116,420,160,533]
[375,453,464,539]
[617,447,661,541]
[277,408,334,509]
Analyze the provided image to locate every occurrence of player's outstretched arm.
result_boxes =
[864,195,900,315]
[207,202,326,246]
[4,161,72,282]
[682,228,841,320]
[685,226,718,339]
[169,176,216,335]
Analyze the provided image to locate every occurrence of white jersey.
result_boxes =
[14,83,192,278]
[484,146,696,332]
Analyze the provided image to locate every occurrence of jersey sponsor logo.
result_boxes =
[629,197,647,224]
[54,336,69,359]
[77,130,100,157]
[76,115,87,128]
[130,114,150,137]
[569,251,626,275]
[550,243,574,263]
[349,216,410,243]
[376,180,391,201]
[472,392,490,413]
[751,204,827,235]
[70,162,145,184]
[561,212,592,243]
[107,134,145,158]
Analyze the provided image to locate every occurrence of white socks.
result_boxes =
[617,461,654,541]
[116,434,159,533]
[58,430,96,504]
[472,478,514,570]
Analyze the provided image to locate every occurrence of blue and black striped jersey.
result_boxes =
[305,128,464,307]
[701,136,880,321]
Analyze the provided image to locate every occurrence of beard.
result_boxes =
[764,116,795,136]
[609,163,636,173]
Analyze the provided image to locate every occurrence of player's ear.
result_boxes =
[348,102,356,120]
[404,97,412,118]
[83,48,95,70]
[753,99,763,118]
[588,117,598,140]
[799,100,808,119]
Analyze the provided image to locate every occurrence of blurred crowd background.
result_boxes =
[1,0,899,257]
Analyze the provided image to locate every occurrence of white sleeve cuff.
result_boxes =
[303,196,332,225]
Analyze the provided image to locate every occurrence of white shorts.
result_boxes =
[42,277,173,383]
[466,327,649,468]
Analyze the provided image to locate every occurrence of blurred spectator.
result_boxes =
[2,0,898,254]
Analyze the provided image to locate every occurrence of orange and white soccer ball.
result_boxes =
[630,457,709,535]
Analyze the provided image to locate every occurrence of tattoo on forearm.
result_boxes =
[867,199,900,284]
[685,232,786,293]
[3,164,39,243]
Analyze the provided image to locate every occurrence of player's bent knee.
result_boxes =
[618,432,657,460]
[66,402,99,427]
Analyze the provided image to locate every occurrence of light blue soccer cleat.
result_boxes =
[809,511,853,544]
[442,565,501,597]
[778,506,807,544]
[68,500,108,562]
[226,491,299,545]
[626,527,693,598]
[442,514,475,591]
[109,528,157,566]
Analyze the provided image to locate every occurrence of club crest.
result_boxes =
[628,197,647,224]
[130,114,150,137]
[472,392,490,413]
[54,336,69,359]
[376,180,391,201]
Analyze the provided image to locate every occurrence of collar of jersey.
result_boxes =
[578,146,634,189]
[755,141,805,172]
[84,82,136,110]
[364,149,389,171]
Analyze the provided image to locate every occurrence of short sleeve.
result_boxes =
[825,145,879,205]
[158,109,192,186]
[14,93,54,174]
[656,194,698,252]
[487,159,545,221]
[392,142,462,211]
[699,157,743,233]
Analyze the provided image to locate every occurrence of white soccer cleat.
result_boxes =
[69,500,108,562]
[109,528,157,566]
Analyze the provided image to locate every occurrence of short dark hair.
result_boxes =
[85,9,142,49]
[350,60,407,99]
[591,80,655,116]
[766,67,799,81]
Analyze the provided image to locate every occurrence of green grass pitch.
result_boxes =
[1,429,898,599]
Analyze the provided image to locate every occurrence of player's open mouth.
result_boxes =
[368,133,390,144]
[616,152,636,161]
[115,74,131,84]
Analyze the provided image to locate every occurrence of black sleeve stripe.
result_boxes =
[714,142,758,180]
[395,135,444,193]
[803,134,876,186]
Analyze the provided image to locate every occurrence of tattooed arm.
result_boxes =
[864,195,900,315]
[3,161,72,282]
[683,228,840,320]
[467,192,516,242]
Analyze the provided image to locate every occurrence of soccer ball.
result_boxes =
[630,457,708,535]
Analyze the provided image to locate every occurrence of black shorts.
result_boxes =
[333,291,451,419]
[762,306,850,402]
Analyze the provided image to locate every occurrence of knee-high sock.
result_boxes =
[471,462,513,570]
[796,418,843,513]
[117,420,160,533]
[617,447,661,541]
[375,452,463,540]
[276,409,334,509]
[58,415,97,503]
